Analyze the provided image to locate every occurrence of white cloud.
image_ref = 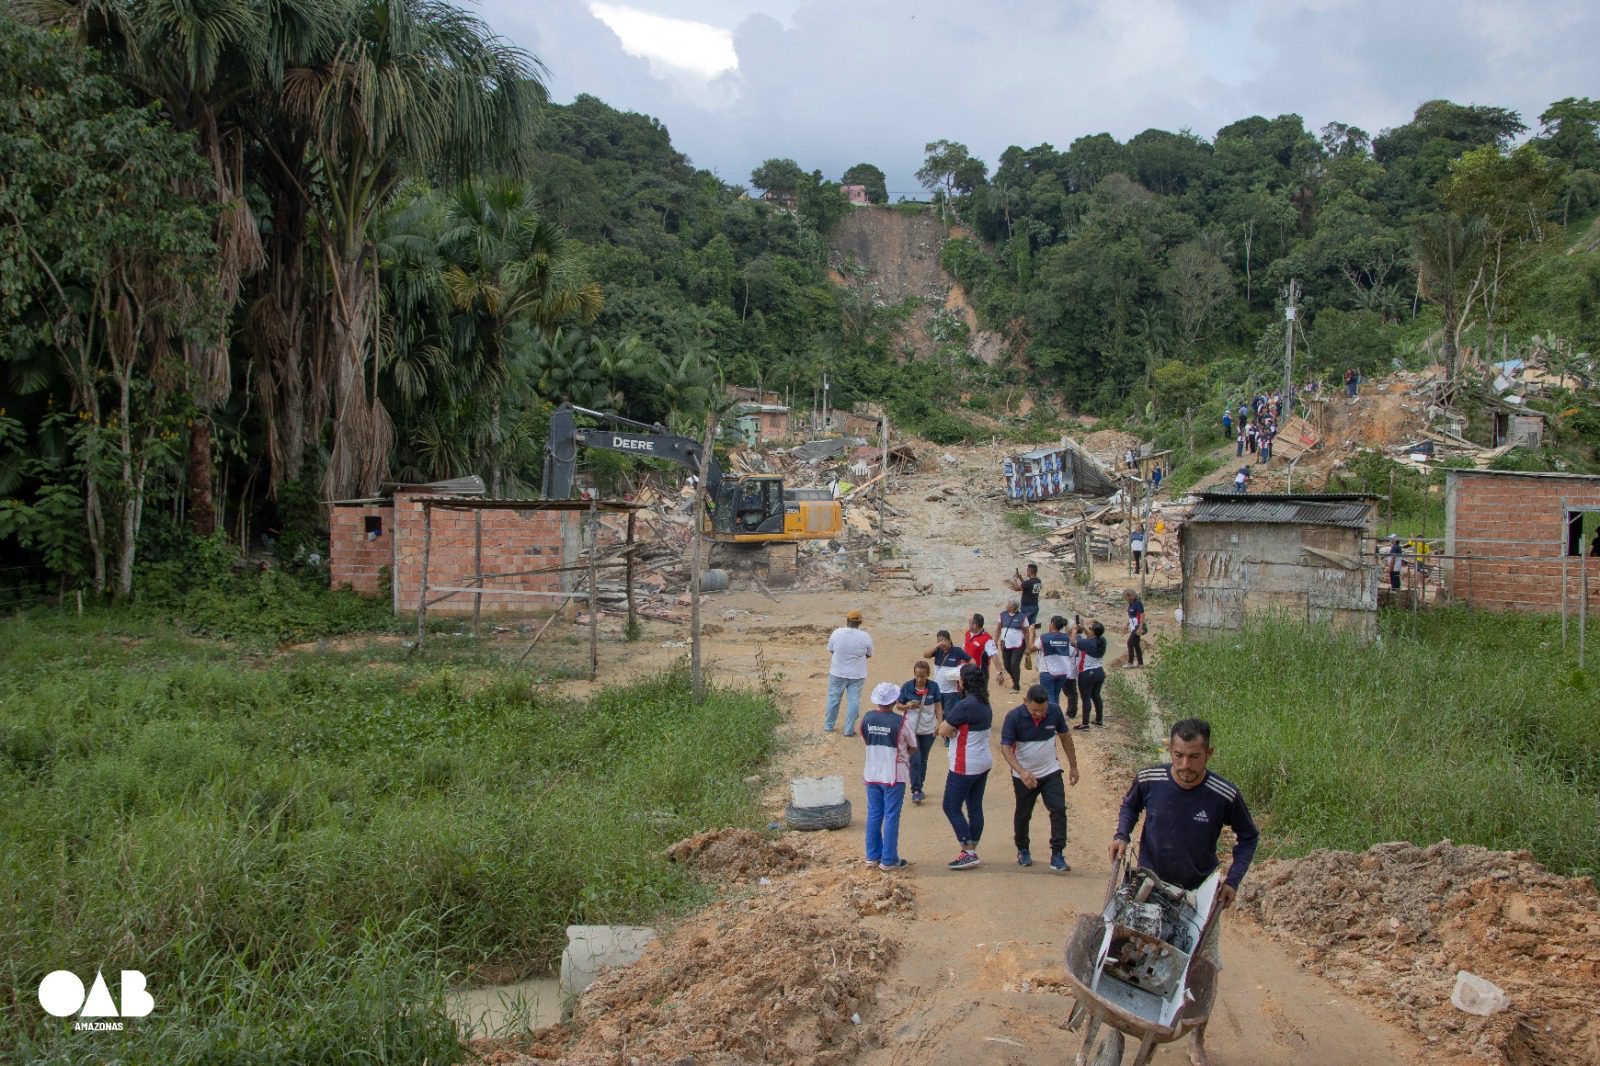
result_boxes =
[587,2,738,78]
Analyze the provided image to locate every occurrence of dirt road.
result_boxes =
[590,456,1453,1065]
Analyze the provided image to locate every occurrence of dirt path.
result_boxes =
[561,455,1454,1065]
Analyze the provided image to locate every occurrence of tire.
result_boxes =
[784,799,852,831]
[1089,1028,1124,1066]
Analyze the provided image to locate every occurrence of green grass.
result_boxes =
[1162,454,1223,495]
[1146,609,1598,877]
[1005,509,1044,535]
[0,612,780,1064]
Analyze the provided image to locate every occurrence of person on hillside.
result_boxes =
[1124,589,1146,670]
[1110,718,1260,1066]
[1233,467,1250,495]
[898,661,942,805]
[938,663,994,870]
[965,613,1000,682]
[997,599,1029,693]
[1259,429,1272,466]
[1130,524,1146,574]
[1245,422,1258,455]
[1235,426,1245,459]
[1036,615,1079,721]
[1008,562,1043,633]
[925,630,973,717]
[1073,620,1107,730]
[861,681,916,871]
[1222,410,1232,437]
[1001,683,1080,872]
[1152,465,1163,492]
[824,609,873,736]
[1383,533,1403,591]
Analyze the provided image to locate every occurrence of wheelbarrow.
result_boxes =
[1063,855,1221,1065]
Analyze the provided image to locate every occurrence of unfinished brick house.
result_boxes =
[1441,469,1600,612]
[329,476,571,615]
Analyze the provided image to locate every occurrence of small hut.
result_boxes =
[1179,493,1380,639]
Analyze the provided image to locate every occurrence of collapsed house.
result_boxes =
[1179,493,1380,639]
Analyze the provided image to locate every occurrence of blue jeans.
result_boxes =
[865,782,906,865]
[943,769,989,848]
[911,734,936,793]
[1043,673,1078,719]
[825,675,864,733]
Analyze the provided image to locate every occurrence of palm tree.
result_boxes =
[295,0,544,498]
[436,179,601,493]
[15,0,343,528]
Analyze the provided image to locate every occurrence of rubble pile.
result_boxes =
[1237,841,1600,1066]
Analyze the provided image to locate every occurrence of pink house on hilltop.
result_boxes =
[841,184,871,205]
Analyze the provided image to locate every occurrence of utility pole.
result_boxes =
[877,412,889,556]
[1283,278,1300,437]
[822,371,831,434]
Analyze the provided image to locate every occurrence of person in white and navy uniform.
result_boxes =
[861,681,917,870]
[1000,684,1079,872]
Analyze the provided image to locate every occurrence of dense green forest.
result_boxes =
[2,0,1599,602]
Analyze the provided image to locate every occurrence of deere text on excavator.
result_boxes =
[541,404,843,585]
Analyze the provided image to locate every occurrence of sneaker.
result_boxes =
[880,859,909,871]
[1073,724,1091,731]
[1050,852,1070,873]
[844,730,857,737]
[1017,849,1033,867]
[948,851,981,870]
[864,857,881,866]
[911,790,924,805]
[1093,721,1104,728]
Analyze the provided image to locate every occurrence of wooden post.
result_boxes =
[689,413,718,703]
[1579,551,1587,670]
[877,413,889,555]
[417,501,433,649]
[587,497,599,681]
[472,510,483,638]
[1561,497,1569,653]
[625,510,637,641]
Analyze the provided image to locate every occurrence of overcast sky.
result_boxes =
[485,1,1597,194]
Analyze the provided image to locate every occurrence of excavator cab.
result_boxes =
[710,475,786,536]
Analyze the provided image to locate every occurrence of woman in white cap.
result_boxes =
[861,680,917,870]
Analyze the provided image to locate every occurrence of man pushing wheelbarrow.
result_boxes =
[1067,718,1259,1065]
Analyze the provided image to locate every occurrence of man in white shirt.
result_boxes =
[824,609,874,736]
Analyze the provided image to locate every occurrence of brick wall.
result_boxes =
[330,503,393,595]
[389,493,567,614]
[1444,471,1600,612]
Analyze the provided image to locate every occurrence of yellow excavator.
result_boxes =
[541,404,842,584]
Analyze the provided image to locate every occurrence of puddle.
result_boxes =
[448,977,562,1038]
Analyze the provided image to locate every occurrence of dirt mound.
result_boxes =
[508,898,894,1065]
[665,828,809,881]
[1237,841,1600,1066]
[843,871,916,917]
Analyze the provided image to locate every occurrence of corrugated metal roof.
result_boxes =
[1189,495,1375,528]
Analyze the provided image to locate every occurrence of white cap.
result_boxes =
[871,681,901,707]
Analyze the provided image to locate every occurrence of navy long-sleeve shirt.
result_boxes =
[1115,764,1260,889]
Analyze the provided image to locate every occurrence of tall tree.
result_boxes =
[841,162,887,204]
[1413,214,1482,383]
[437,180,602,493]
[917,140,985,219]
[749,158,805,203]
[299,0,543,498]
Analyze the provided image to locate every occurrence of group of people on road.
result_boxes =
[822,566,1156,876]
[825,593,1255,1066]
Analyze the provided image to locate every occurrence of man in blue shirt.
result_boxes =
[1109,718,1259,1066]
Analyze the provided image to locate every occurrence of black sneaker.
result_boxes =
[948,850,980,870]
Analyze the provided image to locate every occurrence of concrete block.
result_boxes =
[790,775,846,808]
[558,925,657,1018]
